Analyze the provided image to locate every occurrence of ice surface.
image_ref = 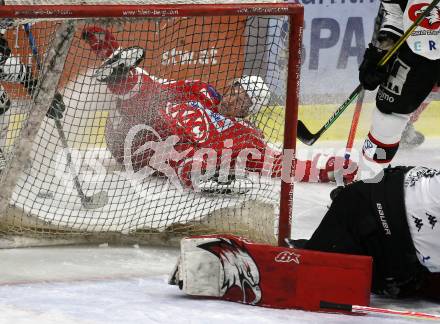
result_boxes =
[0,245,438,324]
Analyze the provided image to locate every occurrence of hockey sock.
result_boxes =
[359,107,409,179]
[293,154,358,184]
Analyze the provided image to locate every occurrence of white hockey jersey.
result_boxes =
[381,0,440,60]
[404,167,440,272]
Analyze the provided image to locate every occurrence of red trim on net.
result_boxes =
[278,9,304,247]
[0,4,303,18]
[367,132,399,148]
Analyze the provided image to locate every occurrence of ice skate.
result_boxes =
[400,123,425,150]
[93,46,145,83]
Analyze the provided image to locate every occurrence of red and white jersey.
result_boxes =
[107,67,222,118]
[404,0,440,60]
[104,67,340,184]
[107,67,265,150]
[404,167,440,272]
[381,0,440,60]
[105,68,274,174]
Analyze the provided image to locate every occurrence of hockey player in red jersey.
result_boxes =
[358,0,440,178]
[82,26,357,191]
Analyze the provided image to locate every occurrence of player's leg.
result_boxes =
[175,116,358,190]
[401,85,439,149]
[228,123,357,183]
[359,44,439,179]
[0,32,34,85]
[81,26,146,94]
[304,181,374,255]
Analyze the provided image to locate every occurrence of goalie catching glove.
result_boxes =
[0,35,65,119]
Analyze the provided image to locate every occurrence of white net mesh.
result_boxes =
[0,4,302,247]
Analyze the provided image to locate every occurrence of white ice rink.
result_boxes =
[1,140,440,324]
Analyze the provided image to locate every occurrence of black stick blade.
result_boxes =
[297,120,319,146]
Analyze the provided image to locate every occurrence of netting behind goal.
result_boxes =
[0,3,303,247]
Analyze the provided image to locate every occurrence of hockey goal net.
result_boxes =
[0,1,303,247]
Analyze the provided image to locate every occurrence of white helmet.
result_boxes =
[236,75,270,115]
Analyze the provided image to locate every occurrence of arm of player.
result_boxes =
[0,33,65,119]
[380,0,405,41]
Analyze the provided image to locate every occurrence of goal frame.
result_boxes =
[0,3,303,247]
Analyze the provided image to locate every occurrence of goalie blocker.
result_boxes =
[169,234,372,311]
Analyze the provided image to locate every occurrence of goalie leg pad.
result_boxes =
[172,234,372,311]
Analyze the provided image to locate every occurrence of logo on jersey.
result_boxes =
[427,213,438,229]
[376,203,392,235]
[205,108,233,133]
[383,58,410,96]
[412,215,424,232]
[404,167,440,187]
[166,101,211,143]
[198,238,261,305]
[207,84,221,101]
[408,3,440,29]
[362,138,376,160]
[421,254,431,263]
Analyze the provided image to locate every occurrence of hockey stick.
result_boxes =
[23,24,108,210]
[344,90,364,159]
[320,301,440,320]
[333,90,365,186]
[344,4,383,162]
[297,0,440,146]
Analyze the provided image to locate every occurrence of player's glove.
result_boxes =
[378,270,428,299]
[359,43,388,90]
[0,19,15,32]
[46,92,66,120]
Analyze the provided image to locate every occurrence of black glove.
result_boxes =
[46,92,66,120]
[377,267,428,298]
[359,43,388,91]
[0,19,14,31]
[0,36,11,65]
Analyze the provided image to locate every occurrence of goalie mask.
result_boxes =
[236,75,270,115]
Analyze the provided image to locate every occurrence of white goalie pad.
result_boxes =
[169,236,225,298]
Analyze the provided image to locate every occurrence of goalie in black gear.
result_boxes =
[0,28,65,170]
[357,0,440,179]
[292,166,440,300]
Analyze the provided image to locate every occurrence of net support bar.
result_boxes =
[0,21,76,218]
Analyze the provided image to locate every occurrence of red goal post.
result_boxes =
[0,2,303,247]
